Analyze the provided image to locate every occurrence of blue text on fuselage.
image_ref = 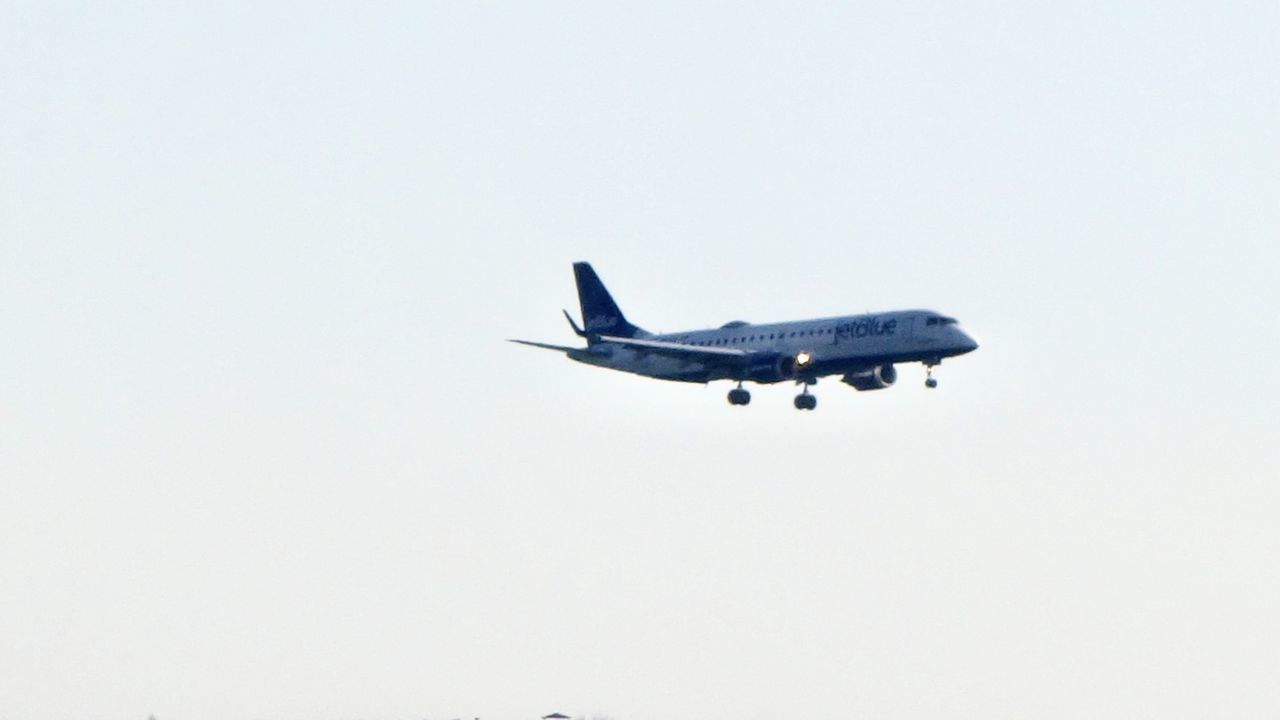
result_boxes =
[834,317,896,345]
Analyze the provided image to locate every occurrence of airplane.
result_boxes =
[510,262,979,410]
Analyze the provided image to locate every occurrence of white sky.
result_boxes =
[2,2,1278,719]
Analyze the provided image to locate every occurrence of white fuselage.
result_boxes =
[567,309,978,383]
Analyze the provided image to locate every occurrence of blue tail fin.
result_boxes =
[573,262,645,338]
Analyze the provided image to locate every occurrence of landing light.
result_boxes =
[795,351,813,367]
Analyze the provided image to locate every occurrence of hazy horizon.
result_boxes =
[3,2,1277,719]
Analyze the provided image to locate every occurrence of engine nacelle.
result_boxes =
[841,364,897,391]
[745,357,785,383]
[746,351,817,383]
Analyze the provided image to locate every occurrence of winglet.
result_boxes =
[562,308,587,338]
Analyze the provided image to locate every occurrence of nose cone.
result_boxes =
[959,333,979,354]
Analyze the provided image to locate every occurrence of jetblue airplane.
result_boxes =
[511,262,979,410]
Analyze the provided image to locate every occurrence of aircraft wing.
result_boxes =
[596,335,753,360]
[507,339,579,353]
[510,335,760,367]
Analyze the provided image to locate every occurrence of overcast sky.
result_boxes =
[2,2,1278,719]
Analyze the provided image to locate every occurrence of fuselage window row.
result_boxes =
[677,325,867,346]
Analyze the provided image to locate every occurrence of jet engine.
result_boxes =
[746,350,817,383]
[841,364,897,391]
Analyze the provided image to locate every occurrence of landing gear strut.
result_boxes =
[727,382,751,406]
[794,381,817,411]
[925,362,939,389]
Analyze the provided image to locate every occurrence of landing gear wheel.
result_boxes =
[727,386,751,406]
[794,392,817,411]
[925,364,939,389]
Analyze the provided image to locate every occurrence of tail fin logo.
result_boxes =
[573,261,647,338]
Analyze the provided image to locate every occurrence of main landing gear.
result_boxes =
[726,381,818,410]
[794,381,817,411]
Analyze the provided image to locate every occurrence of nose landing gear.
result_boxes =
[925,361,939,388]
[727,382,751,406]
